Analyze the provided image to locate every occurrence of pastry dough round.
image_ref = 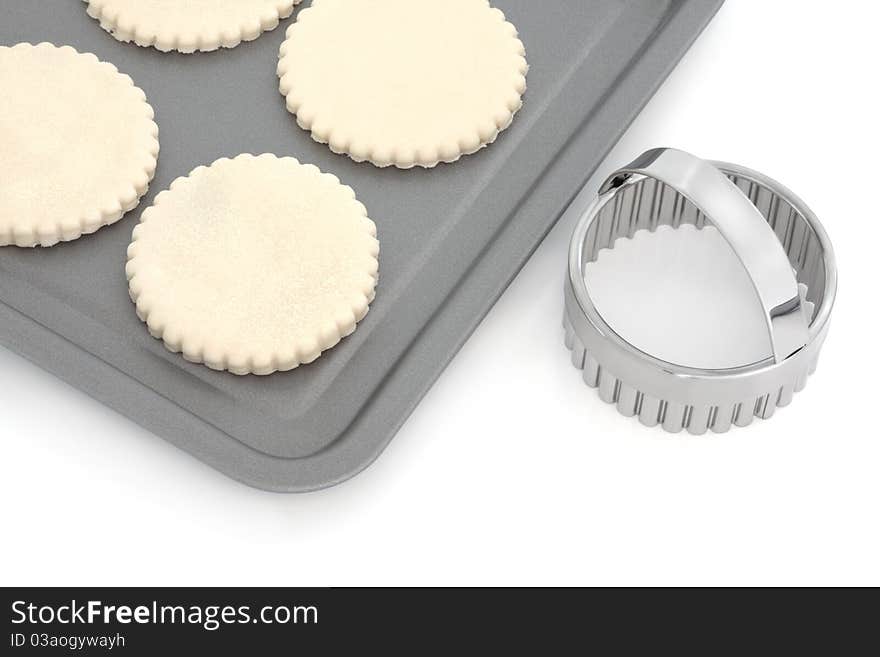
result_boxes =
[277,0,528,168]
[84,0,302,53]
[0,43,159,248]
[126,154,380,376]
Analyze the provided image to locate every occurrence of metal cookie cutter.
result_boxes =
[563,148,837,433]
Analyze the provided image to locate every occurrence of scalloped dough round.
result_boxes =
[0,43,159,248]
[126,154,380,376]
[278,0,528,168]
[84,0,301,53]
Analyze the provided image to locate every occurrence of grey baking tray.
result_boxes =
[0,0,723,491]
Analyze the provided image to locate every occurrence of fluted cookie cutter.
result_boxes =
[563,147,837,433]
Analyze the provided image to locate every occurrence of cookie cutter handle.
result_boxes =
[599,147,809,363]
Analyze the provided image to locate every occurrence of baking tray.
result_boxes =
[0,0,723,491]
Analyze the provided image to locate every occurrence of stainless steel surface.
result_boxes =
[563,148,837,434]
[599,148,809,363]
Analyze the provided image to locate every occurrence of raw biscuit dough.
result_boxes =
[277,0,528,168]
[84,0,302,53]
[0,43,159,248]
[126,154,380,376]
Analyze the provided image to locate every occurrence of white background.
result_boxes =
[2,1,877,586]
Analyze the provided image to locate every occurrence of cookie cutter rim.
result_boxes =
[563,147,837,433]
